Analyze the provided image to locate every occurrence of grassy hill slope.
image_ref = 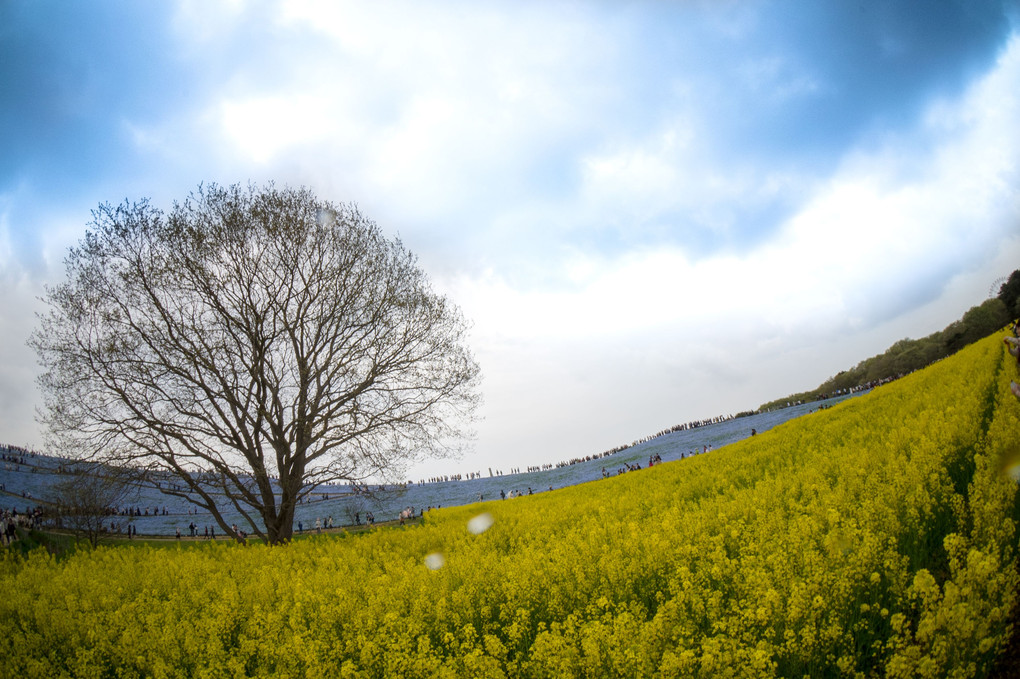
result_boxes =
[2,331,1019,678]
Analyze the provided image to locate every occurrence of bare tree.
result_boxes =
[32,183,481,544]
[51,461,140,548]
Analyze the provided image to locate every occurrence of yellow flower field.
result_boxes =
[2,331,1018,678]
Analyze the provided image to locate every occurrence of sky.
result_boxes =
[2,0,1019,482]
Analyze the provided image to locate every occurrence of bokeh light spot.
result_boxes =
[468,512,494,535]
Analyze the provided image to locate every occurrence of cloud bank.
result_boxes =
[1,1,1017,479]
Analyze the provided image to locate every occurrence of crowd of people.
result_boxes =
[406,401,787,486]
[1,444,38,461]
[416,472,486,484]
[175,522,219,540]
[501,488,534,499]
[596,449,712,478]
[1006,320,1020,400]
[1,447,36,473]
[1,450,46,541]
[1,452,29,467]
[0,507,43,545]
[119,505,170,517]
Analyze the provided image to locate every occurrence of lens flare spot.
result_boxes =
[999,441,1020,483]
[316,208,336,228]
[424,552,445,570]
[467,512,494,535]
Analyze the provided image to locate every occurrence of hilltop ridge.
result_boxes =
[760,271,1019,411]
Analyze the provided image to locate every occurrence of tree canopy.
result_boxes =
[997,269,1020,317]
[32,183,481,543]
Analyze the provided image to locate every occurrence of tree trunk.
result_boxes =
[267,500,296,544]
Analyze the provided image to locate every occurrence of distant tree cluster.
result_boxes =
[759,270,1019,412]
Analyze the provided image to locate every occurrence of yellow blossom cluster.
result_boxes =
[1,331,1017,678]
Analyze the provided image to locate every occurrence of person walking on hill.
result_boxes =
[1006,330,1020,401]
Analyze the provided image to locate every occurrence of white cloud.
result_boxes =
[574,112,817,247]
[420,31,1020,475]
[171,0,252,45]
[219,94,339,164]
[0,194,13,270]
[5,2,1018,480]
[199,1,629,234]
[0,260,46,450]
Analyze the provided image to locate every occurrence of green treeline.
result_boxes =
[759,269,1020,412]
